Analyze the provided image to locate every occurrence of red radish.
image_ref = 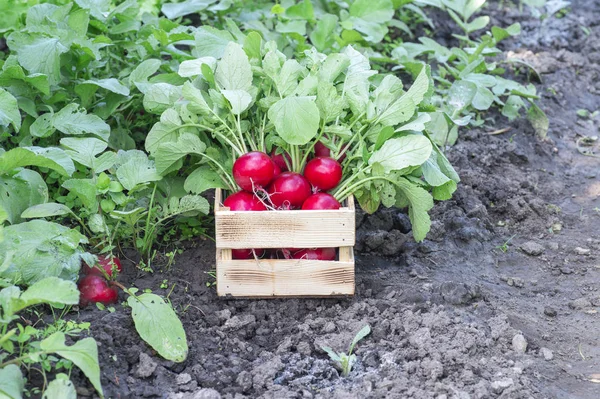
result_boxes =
[303,157,342,191]
[267,172,311,208]
[272,160,282,178]
[314,141,331,157]
[232,248,266,259]
[292,248,336,261]
[78,275,118,307]
[224,191,267,211]
[301,193,341,210]
[233,152,274,192]
[83,255,122,277]
[270,148,290,172]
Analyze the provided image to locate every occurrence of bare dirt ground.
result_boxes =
[71,1,600,398]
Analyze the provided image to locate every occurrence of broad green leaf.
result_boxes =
[215,42,252,92]
[40,333,103,398]
[316,83,346,123]
[184,166,228,194]
[17,277,79,312]
[0,88,21,131]
[0,146,75,176]
[129,293,188,362]
[53,104,110,141]
[161,0,217,19]
[243,32,262,60]
[21,203,72,219]
[422,152,457,200]
[448,80,477,111]
[394,113,432,132]
[369,135,432,173]
[309,14,338,52]
[143,83,182,115]
[286,0,314,20]
[491,23,521,42]
[268,96,320,145]
[275,59,304,97]
[61,137,115,172]
[163,194,210,217]
[527,102,549,139]
[0,220,87,285]
[0,365,23,399]
[129,59,162,93]
[350,0,394,22]
[394,177,434,242]
[0,63,50,96]
[221,90,252,114]
[62,179,98,209]
[182,82,212,115]
[154,134,207,175]
[0,169,48,224]
[116,154,162,190]
[74,0,110,21]
[502,95,525,120]
[193,27,234,58]
[145,109,183,154]
[472,86,494,111]
[79,78,130,96]
[349,325,371,354]
[319,53,350,83]
[43,374,76,399]
[376,66,430,126]
[275,20,306,35]
[178,57,217,78]
[465,15,489,32]
[6,34,68,85]
[30,114,55,138]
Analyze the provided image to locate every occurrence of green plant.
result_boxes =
[0,277,103,397]
[322,324,371,377]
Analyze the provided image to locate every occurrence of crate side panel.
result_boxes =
[216,259,355,297]
[215,210,355,249]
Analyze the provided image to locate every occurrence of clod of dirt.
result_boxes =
[224,314,256,330]
[540,347,554,361]
[135,353,157,378]
[544,307,558,317]
[569,298,592,309]
[176,373,192,385]
[491,378,514,394]
[574,247,591,255]
[512,334,528,353]
[520,241,545,256]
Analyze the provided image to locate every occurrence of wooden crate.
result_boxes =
[214,188,355,298]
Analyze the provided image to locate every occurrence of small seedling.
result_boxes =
[496,234,517,253]
[321,324,371,377]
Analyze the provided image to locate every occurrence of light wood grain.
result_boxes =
[216,250,355,297]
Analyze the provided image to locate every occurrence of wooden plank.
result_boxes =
[216,257,355,297]
[215,208,355,249]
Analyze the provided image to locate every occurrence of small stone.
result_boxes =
[224,314,256,330]
[236,371,253,392]
[216,309,231,321]
[544,307,557,317]
[491,378,514,393]
[192,388,222,399]
[76,387,92,397]
[297,341,311,356]
[569,298,592,309]
[323,321,336,333]
[135,353,157,378]
[507,277,524,288]
[540,347,554,360]
[546,242,560,251]
[512,334,528,353]
[176,373,192,385]
[520,241,545,256]
[574,247,591,255]
[560,266,574,274]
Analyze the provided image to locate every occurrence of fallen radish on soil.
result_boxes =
[78,275,118,307]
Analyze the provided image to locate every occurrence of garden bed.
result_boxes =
[65,1,600,398]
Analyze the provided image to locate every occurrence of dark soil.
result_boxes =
[71,1,600,398]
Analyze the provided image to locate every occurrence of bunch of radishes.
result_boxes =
[77,255,122,307]
[224,147,345,261]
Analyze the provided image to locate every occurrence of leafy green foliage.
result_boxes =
[128,293,188,362]
[322,324,371,377]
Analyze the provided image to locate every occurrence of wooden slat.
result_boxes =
[216,254,355,297]
[215,208,355,249]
